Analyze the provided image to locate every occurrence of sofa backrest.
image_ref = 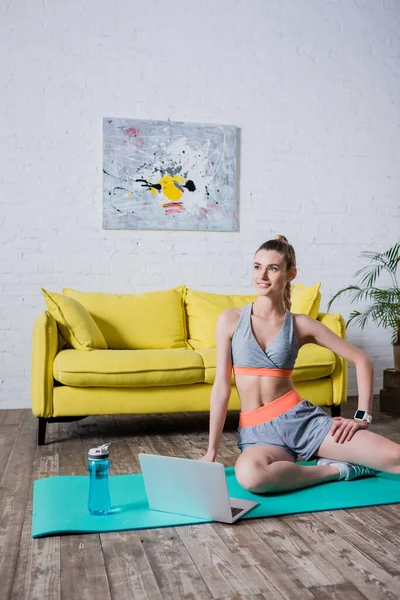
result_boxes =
[60,282,321,350]
[62,286,188,350]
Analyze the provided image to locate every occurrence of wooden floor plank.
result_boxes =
[139,527,213,600]
[0,411,37,600]
[128,415,189,459]
[243,517,345,589]
[311,509,400,573]
[11,423,61,600]
[374,503,400,525]
[218,596,266,600]
[345,507,400,550]
[176,521,292,599]
[308,582,368,599]
[60,533,112,600]
[284,510,400,599]
[100,530,163,600]
[1,409,24,427]
[0,419,19,482]
[0,408,27,483]
[213,520,316,600]
[112,416,153,473]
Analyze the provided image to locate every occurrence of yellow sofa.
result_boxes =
[31,284,348,445]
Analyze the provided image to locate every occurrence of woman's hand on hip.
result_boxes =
[330,416,369,443]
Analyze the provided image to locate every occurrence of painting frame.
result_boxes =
[102,117,238,232]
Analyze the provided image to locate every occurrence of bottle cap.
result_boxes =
[88,443,110,460]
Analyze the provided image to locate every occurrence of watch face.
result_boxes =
[355,410,365,419]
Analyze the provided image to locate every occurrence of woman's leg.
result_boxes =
[235,444,340,494]
[316,428,400,474]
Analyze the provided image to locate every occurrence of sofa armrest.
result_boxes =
[317,312,348,406]
[31,311,60,418]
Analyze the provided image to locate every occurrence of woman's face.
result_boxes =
[252,249,295,297]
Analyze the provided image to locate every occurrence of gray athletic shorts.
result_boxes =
[237,400,333,461]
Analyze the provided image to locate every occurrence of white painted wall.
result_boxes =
[1,0,399,409]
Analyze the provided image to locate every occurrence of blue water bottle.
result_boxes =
[88,443,111,515]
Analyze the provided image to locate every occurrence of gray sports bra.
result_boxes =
[231,303,299,374]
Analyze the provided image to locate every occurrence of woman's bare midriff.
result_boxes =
[235,375,295,413]
[229,306,301,414]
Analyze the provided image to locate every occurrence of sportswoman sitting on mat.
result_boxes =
[200,235,400,493]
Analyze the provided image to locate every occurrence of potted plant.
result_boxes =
[327,242,400,371]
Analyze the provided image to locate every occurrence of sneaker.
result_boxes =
[317,458,379,481]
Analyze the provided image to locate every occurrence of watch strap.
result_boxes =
[354,410,372,423]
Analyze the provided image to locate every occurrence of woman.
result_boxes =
[200,235,400,494]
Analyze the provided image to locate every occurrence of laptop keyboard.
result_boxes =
[230,506,243,518]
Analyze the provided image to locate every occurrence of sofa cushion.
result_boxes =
[53,348,204,387]
[62,286,188,350]
[41,288,108,350]
[185,289,257,349]
[185,283,321,349]
[194,344,336,385]
[291,281,321,319]
[292,344,336,381]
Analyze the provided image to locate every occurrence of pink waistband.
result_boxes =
[239,388,303,428]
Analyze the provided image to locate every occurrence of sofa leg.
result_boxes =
[38,418,47,446]
[37,416,88,445]
[330,405,341,418]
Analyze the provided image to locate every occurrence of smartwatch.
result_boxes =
[354,409,372,424]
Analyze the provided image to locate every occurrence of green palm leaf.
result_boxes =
[357,242,400,287]
[328,241,400,344]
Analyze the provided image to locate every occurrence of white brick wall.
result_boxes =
[1,0,399,409]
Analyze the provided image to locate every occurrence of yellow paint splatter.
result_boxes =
[159,174,185,201]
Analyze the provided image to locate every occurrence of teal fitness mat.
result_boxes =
[32,463,400,538]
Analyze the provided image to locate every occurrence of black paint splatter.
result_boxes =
[136,179,162,191]
[183,180,196,192]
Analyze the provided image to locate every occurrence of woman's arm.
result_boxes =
[202,381,231,461]
[295,314,374,413]
[201,310,234,462]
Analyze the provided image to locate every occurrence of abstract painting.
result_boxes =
[103,118,238,231]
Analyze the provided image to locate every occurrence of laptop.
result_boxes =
[138,453,258,524]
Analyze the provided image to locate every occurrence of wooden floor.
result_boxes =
[1,396,400,600]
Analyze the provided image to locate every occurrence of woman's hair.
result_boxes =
[254,235,296,310]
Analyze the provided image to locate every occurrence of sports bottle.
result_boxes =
[88,443,111,515]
